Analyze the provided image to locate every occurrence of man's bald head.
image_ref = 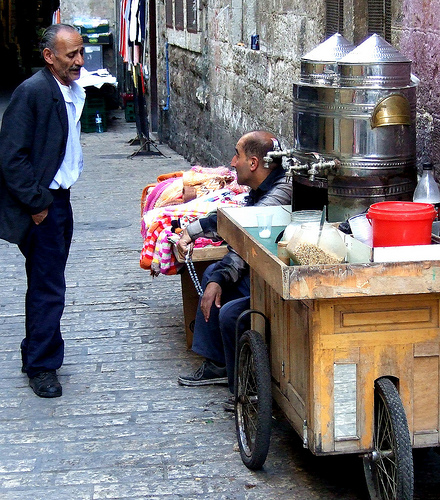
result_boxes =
[231,130,284,190]
[240,131,282,169]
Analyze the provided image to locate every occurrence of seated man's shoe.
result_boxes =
[29,372,62,398]
[178,360,228,386]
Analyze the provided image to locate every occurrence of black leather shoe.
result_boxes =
[29,372,62,398]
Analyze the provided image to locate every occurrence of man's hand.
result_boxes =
[176,228,194,260]
[31,208,48,225]
[200,281,222,322]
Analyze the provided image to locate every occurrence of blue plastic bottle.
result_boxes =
[95,112,104,133]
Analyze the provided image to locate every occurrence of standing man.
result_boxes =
[0,24,85,397]
[176,131,292,397]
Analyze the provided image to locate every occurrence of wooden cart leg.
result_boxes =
[180,261,213,348]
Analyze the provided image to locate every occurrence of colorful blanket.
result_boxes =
[140,187,247,276]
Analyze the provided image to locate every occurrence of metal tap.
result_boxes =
[306,152,340,181]
[264,149,303,171]
[264,149,339,181]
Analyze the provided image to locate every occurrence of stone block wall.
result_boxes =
[397,0,440,170]
[158,0,324,166]
[60,0,117,76]
[157,0,440,172]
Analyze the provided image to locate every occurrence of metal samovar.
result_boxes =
[267,34,419,222]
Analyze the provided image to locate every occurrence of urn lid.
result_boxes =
[338,34,410,64]
[338,34,413,87]
[301,33,355,85]
[302,33,356,63]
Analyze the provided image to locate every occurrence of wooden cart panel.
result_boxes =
[218,206,440,455]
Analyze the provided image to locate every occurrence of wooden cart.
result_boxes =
[217,205,440,500]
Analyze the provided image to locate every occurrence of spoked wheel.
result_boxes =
[363,377,414,499]
[235,329,272,470]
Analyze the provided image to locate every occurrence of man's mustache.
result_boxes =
[70,66,82,71]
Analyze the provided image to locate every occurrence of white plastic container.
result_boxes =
[413,162,440,219]
[349,213,373,246]
[281,210,322,243]
[287,222,347,265]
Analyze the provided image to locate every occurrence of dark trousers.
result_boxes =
[18,189,73,378]
[191,263,250,392]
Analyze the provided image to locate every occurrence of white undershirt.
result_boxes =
[49,78,85,189]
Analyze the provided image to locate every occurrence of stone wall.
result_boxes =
[397,0,440,169]
[156,0,440,171]
[60,0,115,26]
[158,0,325,166]
[60,0,117,76]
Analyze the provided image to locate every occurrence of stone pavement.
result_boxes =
[0,107,439,499]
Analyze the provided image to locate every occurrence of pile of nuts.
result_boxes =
[291,242,343,265]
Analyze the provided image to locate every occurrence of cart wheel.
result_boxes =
[363,377,414,500]
[235,329,272,470]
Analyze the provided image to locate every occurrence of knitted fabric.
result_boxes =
[182,166,249,198]
[143,178,176,212]
[140,166,250,277]
[140,171,184,214]
[154,178,184,208]
[194,237,224,249]
[140,189,244,276]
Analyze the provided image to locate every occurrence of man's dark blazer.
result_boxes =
[0,67,68,244]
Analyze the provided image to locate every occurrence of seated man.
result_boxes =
[177,130,292,394]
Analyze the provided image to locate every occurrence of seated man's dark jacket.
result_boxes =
[0,67,68,245]
[188,165,292,288]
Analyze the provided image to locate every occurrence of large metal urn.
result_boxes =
[292,33,419,222]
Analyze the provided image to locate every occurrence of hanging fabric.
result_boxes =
[52,9,61,24]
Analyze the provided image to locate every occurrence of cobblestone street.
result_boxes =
[0,106,439,499]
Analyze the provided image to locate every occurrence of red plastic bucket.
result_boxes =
[366,201,436,247]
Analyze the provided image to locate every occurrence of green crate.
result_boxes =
[81,95,107,133]
[125,102,136,122]
[75,23,109,35]
[83,96,105,111]
[81,118,107,133]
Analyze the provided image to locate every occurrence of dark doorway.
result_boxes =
[0,0,59,90]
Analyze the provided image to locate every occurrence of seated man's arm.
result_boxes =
[186,211,219,240]
[200,249,248,321]
[177,211,219,258]
[207,249,248,287]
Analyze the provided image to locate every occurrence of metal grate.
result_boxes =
[326,0,344,37]
[368,0,391,42]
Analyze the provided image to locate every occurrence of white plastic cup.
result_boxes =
[349,213,373,246]
[257,213,273,238]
